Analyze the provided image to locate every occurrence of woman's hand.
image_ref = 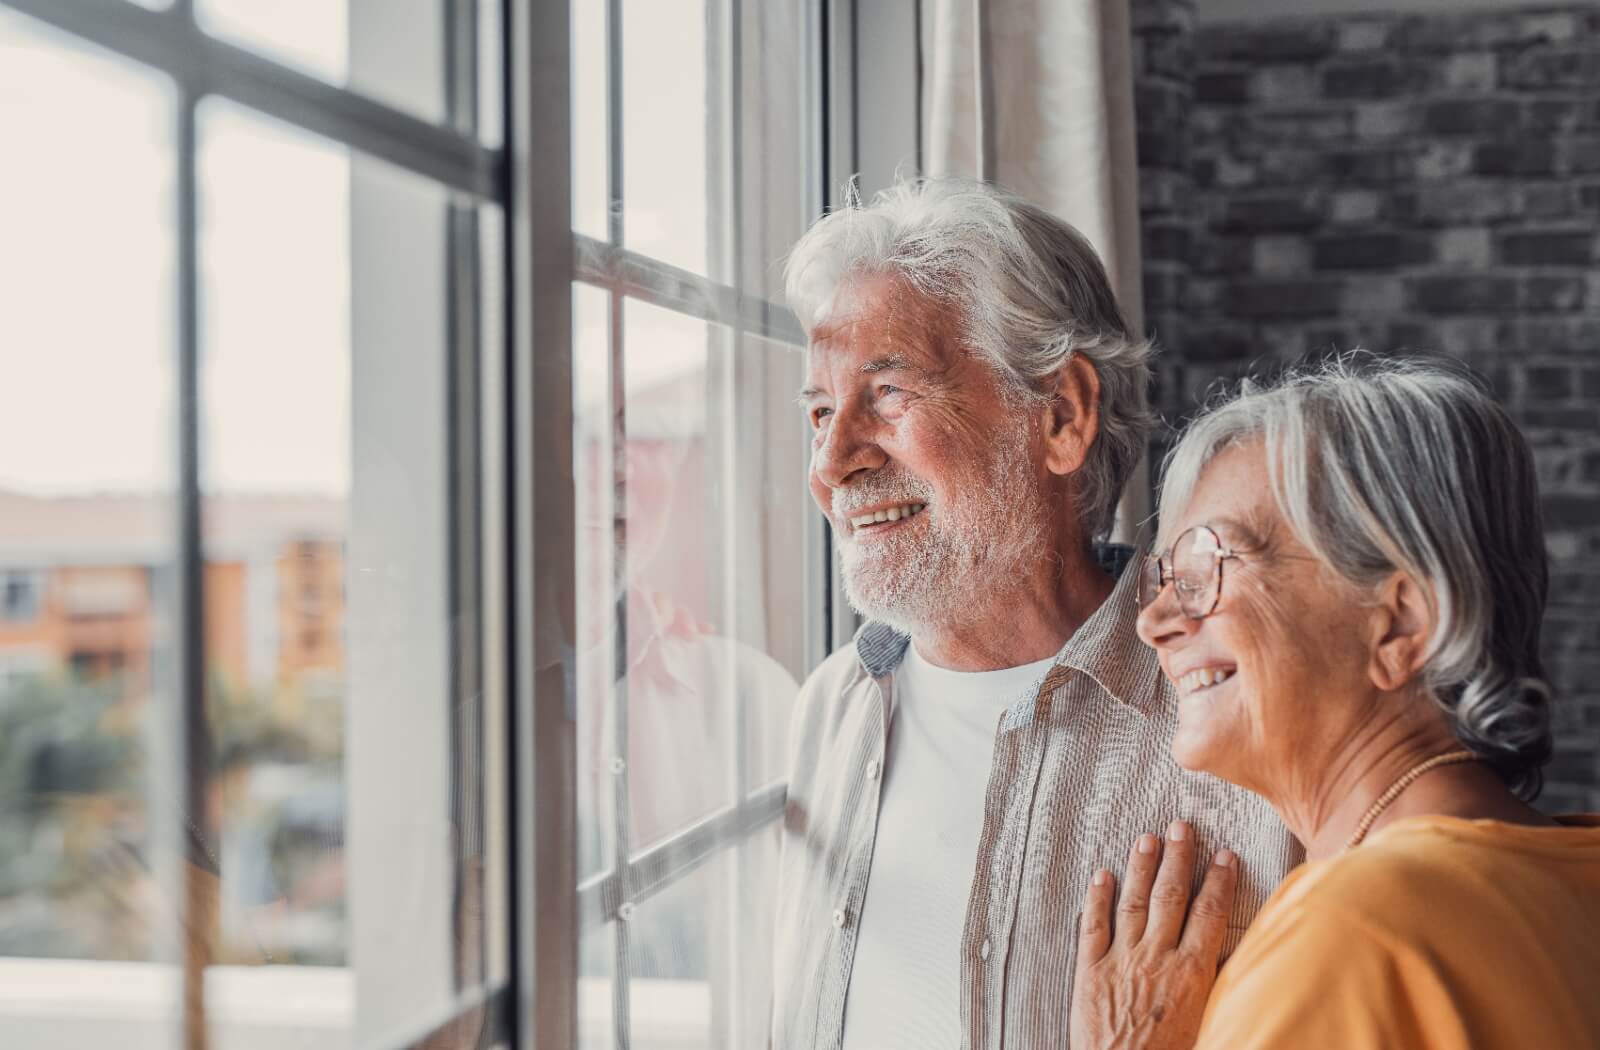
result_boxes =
[1069,820,1239,1050]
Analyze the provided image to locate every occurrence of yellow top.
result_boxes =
[1196,814,1600,1050]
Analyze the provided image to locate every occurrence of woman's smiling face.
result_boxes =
[1136,440,1380,797]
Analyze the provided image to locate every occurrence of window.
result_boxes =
[1,1,506,1047]
[0,572,42,622]
[563,2,829,1047]
[1,0,846,1046]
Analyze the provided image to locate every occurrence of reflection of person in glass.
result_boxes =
[771,177,1299,1050]
[576,383,799,983]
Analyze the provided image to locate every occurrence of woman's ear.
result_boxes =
[1368,571,1436,693]
[1041,353,1101,477]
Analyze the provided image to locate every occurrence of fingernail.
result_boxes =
[1215,849,1236,868]
[1093,869,1109,886]
[1168,820,1186,842]
[1138,834,1158,854]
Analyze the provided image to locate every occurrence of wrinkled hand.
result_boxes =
[1069,821,1239,1050]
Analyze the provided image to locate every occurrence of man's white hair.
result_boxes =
[1158,354,1554,799]
[783,176,1154,540]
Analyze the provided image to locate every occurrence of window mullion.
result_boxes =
[175,81,213,1050]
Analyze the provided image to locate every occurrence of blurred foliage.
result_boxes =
[0,669,344,962]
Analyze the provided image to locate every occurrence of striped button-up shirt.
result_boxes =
[771,554,1302,1049]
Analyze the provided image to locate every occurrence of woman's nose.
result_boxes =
[1136,576,1202,651]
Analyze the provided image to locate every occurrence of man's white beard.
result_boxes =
[832,412,1051,637]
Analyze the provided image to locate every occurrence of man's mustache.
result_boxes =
[830,468,933,518]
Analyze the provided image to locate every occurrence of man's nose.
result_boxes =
[1135,574,1203,651]
[812,401,887,489]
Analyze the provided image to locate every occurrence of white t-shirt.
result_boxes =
[840,643,1060,1050]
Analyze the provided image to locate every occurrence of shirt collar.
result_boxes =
[852,542,1159,717]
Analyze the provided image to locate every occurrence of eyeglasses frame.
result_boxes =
[1138,524,1244,621]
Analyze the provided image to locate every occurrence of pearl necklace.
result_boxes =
[1344,750,1478,850]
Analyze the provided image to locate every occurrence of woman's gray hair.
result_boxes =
[784,176,1154,540]
[1159,354,1552,799]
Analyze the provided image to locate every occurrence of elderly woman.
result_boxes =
[1068,357,1600,1049]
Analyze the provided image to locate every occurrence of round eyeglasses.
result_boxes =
[1136,525,1242,620]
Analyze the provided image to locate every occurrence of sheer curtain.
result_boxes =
[921,0,1151,540]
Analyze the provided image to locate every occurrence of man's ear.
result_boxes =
[1041,353,1101,477]
[1368,571,1436,693]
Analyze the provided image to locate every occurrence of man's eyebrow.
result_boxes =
[795,356,930,403]
[859,355,910,375]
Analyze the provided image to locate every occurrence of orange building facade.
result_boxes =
[0,492,345,708]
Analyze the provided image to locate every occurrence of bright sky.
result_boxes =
[0,1,713,499]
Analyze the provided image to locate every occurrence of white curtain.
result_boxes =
[921,0,1151,540]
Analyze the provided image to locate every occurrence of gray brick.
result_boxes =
[1141,31,1194,81]
[1508,318,1600,355]
[1413,140,1476,180]
[1421,98,1521,136]
[1436,228,1492,268]
[1393,182,1518,227]
[1255,148,1321,185]
[1253,65,1320,103]
[1521,183,1580,220]
[1313,231,1434,270]
[1132,0,1194,34]
[1523,366,1574,403]
[1252,235,1311,274]
[1330,189,1384,224]
[1326,147,1404,184]
[1137,130,1189,171]
[1219,190,1327,232]
[1339,276,1407,317]
[1544,494,1600,531]
[1143,222,1192,265]
[1194,70,1251,105]
[1523,275,1588,314]
[1227,278,1344,318]
[1393,11,1578,53]
[1322,58,1419,99]
[1436,52,1498,93]
[1502,48,1600,92]
[1556,136,1600,175]
[1337,19,1391,53]
[1498,230,1597,267]
[1354,101,1413,140]
[1410,274,1521,316]
[1473,141,1557,177]
[1199,23,1339,63]
[1255,106,1355,144]
[1181,323,1254,363]
[1527,97,1600,133]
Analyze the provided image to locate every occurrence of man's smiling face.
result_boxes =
[800,271,1052,635]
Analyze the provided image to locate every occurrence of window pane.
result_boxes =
[196,0,501,142]
[621,0,710,274]
[0,8,180,1044]
[732,0,816,304]
[573,0,820,1044]
[572,0,609,241]
[574,283,616,881]
[198,98,503,1048]
[618,300,727,851]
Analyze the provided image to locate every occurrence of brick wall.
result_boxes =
[1134,2,1600,811]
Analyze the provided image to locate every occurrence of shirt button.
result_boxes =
[979,938,991,961]
[865,759,880,780]
[832,908,847,928]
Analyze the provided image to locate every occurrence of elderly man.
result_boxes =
[770,177,1301,1050]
